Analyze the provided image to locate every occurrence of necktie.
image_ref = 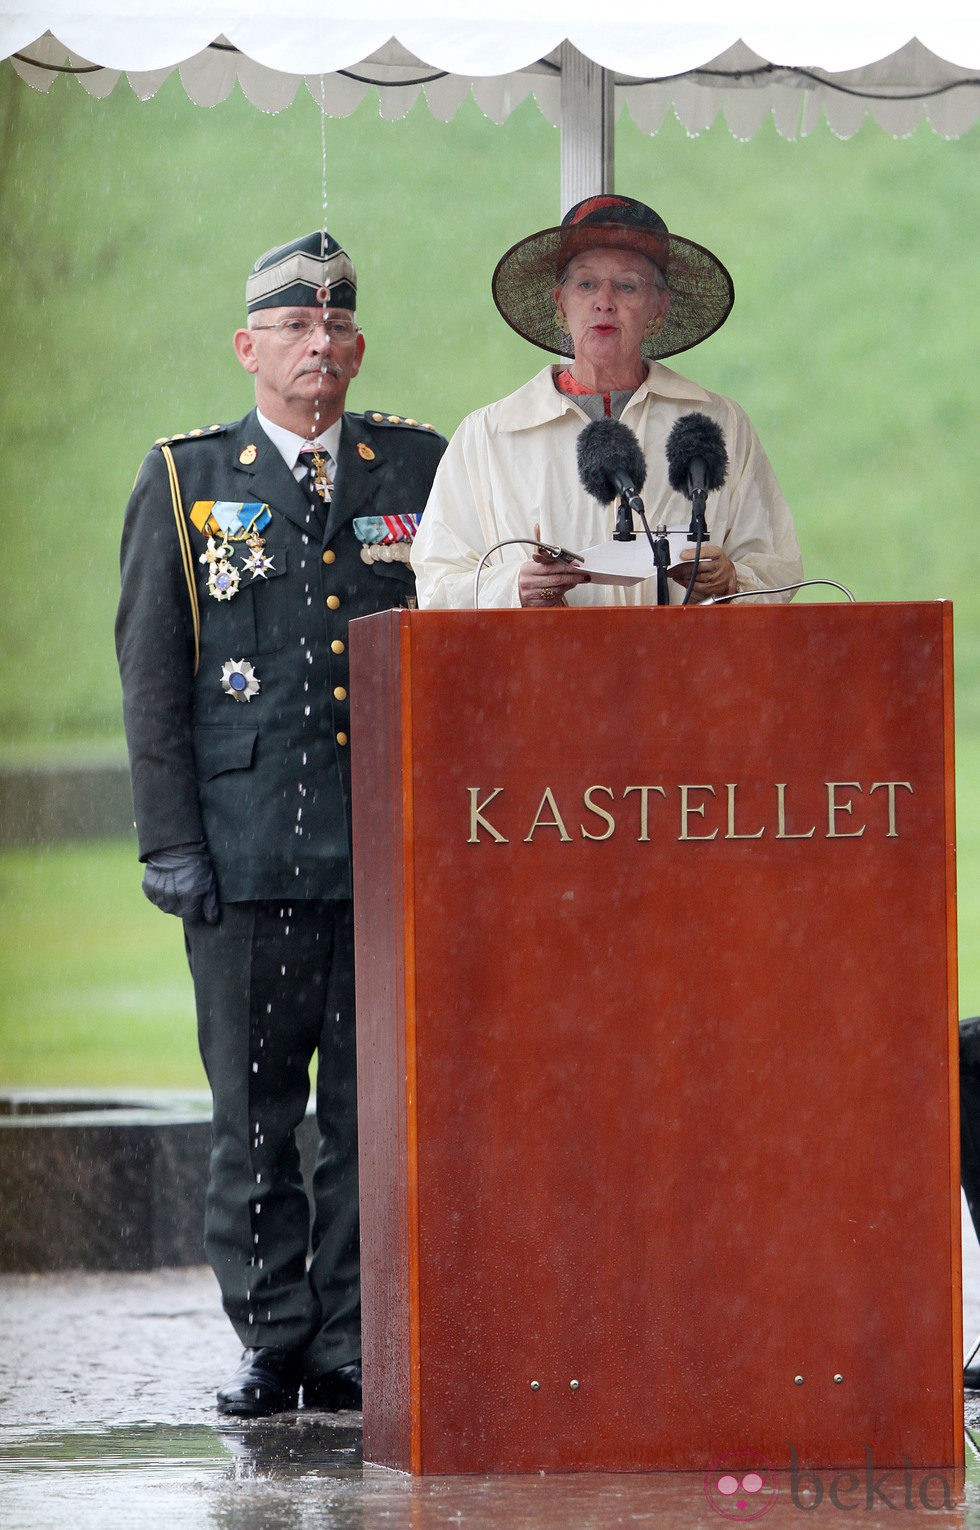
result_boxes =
[297,446,333,534]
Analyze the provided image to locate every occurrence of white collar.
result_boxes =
[495,362,714,434]
[256,409,343,471]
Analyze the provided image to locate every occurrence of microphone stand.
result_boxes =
[613,493,636,542]
[688,486,708,542]
[680,520,705,608]
[632,502,670,607]
[617,489,670,608]
[652,523,671,607]
[681,474,708,607]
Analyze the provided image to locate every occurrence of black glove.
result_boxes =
[141,841,220,924]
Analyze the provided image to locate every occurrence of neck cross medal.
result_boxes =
[310,451,333,503]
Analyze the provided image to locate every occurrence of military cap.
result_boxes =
[246,230,357,313]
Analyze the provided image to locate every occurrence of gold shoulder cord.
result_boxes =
[161,444,201,675]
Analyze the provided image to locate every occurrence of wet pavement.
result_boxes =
[3,1217,980,1528]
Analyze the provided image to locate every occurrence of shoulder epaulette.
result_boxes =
[153,423,228,447]
[363,411,439,433]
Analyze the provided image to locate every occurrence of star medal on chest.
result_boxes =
[310,450,333,503]
[199,535,240,601]
[220,658,260,702]
[240,529,275,580]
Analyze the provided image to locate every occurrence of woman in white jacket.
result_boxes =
[411,194,802,610]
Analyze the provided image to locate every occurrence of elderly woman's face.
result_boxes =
[554,248,669,375]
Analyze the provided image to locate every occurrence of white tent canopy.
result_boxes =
[4,5,979,206]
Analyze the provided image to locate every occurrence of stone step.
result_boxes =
[0,1090,317,1272]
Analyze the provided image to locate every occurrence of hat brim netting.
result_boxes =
[491,223,735,362]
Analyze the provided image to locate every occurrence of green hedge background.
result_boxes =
[0,67,976,1083]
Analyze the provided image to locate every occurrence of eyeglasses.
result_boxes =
[250,316,360,344]
[564,275,660,298]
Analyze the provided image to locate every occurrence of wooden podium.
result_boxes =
[349,603,961,1475]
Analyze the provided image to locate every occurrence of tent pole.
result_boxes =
[559,42,615,215]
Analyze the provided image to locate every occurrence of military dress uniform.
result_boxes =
[115,403,446,1381]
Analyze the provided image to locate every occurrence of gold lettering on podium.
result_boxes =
[580,785,616,841]
[623,785,667,841]
[775,783,816,839]
[678,785,718,842]
[869,781,914,837]
[524,788,572,842]
[725,783,765,840]
[826,782,865,839]
[466,780,917,845]
[467,787,508,843]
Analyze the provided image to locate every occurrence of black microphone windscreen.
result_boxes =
[665,413,729,494]
[577,418,647,503]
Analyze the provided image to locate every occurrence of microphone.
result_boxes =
[577,418,648,542]
[665,413,729,539]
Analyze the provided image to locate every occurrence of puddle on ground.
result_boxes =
[2,1423,980,1530]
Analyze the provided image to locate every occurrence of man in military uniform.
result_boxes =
[115,230,446,1416]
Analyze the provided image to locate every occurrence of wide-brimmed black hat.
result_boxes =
[491,195,734,361]
[246,230,357,313]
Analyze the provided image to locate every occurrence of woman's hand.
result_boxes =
[669,544,737,603]
[518,526,590,607]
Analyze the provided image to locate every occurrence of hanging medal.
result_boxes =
[310,450,333,503]
[200,535,241,601]
[241,529,276,581]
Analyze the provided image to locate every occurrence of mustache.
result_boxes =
[299,361,341,378]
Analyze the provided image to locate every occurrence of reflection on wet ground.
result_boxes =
[2,1423,980,1530]
[2,1219,980,1529]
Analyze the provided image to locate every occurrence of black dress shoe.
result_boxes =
[965,1361,980,1391]
[303,1361,362,1411]
[217,1347,302,1416]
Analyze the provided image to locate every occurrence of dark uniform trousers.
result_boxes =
[186,899,358,1371]
[116,405,446,1366]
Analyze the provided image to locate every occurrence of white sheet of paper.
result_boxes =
[575,532,695,586]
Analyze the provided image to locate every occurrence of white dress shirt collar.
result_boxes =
[256,409,343,473]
